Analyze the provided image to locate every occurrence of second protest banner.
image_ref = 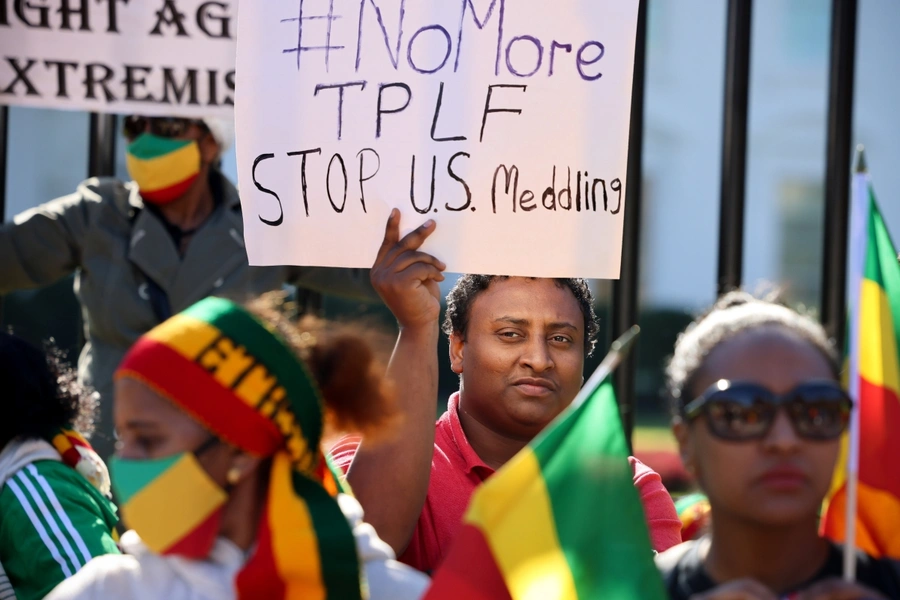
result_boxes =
[2,0,236,118]
[236,0,640,278]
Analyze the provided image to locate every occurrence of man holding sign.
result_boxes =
[332,211,682,573]
[235,0,669,574]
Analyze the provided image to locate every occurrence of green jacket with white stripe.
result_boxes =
[0,438,119,600]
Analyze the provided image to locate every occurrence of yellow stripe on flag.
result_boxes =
[859,279,900,397]
[124,454,226,552]
[824,433,849,507]
[465,449,577,600]
[146,314,282,415]
[269,453,325,600]
[145,314,221,360]
[125,141,199,193]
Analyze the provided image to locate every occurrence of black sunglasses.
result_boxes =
[682,380,852,441]
[123,116,208,141]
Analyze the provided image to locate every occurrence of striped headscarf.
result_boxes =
[116,297,363,600]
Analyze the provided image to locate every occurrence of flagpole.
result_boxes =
[571,326,641,412]
[842,145,868,581]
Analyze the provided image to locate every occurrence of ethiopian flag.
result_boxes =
[820,166,900,559]
[424,376,666,600]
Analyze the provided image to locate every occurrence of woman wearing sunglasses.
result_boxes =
[0,114,374,461]
[657,292,900,600]
[47,295,429,600]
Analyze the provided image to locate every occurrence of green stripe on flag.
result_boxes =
[108,455,180,504]
[126,135,192,161]
[864,189,900,352]
[531,379,666,599]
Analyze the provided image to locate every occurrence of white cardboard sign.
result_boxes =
[236,0,639,278]
[0,0,236,118]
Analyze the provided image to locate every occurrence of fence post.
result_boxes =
[611,0,648,453]
[820,0,859,349]
[0,106,8,322]
[88,113,118,177]
[0,106,8,222]
[717,0,753,296]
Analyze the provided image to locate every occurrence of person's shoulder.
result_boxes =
[2,460,75,507]
[21,459,105,501]
[433,406,462,458]
[364,556,431,600]
[2,460,118,548]
[655,539,709,599]
[328,434,363,475]
[655,539,698,571]
[75,177,140,213]
[43,553,142,600]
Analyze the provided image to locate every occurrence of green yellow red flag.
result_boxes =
[425,363,666,600]
[821,163,900,562]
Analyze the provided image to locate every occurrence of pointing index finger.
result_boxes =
[376,208,401,263]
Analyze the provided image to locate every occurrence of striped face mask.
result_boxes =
[108,440,227,559]
[126,133,201,205]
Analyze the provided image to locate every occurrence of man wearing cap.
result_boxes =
[0,115,374,458]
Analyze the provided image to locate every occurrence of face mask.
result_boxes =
[109,449,228,558]
[126,133,202,205]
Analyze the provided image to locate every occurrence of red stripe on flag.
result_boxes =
[165,507,222,557]
[858,376,900,499]
[119,338,281,456]
[424,524,512,600]
[60,448,82,468]
[236,504,287,600]
[141,174,198,203]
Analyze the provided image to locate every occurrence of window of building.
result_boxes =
[778,180,824,309]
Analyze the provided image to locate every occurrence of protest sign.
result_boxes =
[237,0,640,278]
[0,0,236,118]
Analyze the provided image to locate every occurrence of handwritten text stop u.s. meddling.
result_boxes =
[250,0,624,225]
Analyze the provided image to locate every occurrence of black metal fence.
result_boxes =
[0,0,861,447]
[611,0,857,444]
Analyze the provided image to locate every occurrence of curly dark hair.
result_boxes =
[664,291,840,414]
[0,331,98,450]
[442,276,600,356]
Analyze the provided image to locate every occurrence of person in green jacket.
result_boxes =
[0,332,119,600]
[0,115,375,458]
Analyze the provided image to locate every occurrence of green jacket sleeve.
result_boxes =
[0,192,90,294]
[0,462,119,600]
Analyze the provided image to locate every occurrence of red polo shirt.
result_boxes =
[330,392,682,574]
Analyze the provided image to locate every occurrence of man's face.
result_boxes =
[450,278,585,441]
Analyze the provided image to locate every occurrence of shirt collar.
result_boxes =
[446,392,494,478]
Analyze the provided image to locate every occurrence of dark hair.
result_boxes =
[245,293,397,439]
[665,291,840,413]
[0,332,97,450]
[442,275,600,356]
